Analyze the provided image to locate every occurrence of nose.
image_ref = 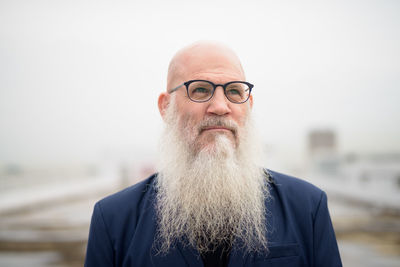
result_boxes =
[206,86,231,116]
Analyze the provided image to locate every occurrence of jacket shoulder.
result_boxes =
[268,169,322,194]
[86,174,158,266]
[267,169,325,210]
[95,174,157,220]
[265,170,342,266]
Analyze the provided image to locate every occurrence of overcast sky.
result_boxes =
[0,0,399,165]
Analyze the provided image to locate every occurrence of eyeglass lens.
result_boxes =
[187,81,250,103]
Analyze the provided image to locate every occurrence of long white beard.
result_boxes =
[155,98,269,255]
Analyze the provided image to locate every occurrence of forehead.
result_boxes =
[175,45,245,83]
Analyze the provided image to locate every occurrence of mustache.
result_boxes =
[197,117,239,135]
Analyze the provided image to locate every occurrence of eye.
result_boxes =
[192,87,210,94]
[226,87,243,96]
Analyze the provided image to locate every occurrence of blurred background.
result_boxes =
[1,0,399,266]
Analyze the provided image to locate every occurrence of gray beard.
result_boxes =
[155,98,269,255]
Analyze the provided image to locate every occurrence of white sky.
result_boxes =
[0,0,399,165]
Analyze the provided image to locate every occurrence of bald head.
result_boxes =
[167,41,245,91]
[158,41,252,120]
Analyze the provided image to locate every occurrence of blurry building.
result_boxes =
[307,129,400,211]
[308,129,340,176]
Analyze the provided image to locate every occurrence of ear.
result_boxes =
[158,92,170,119]
[249,94,253,109]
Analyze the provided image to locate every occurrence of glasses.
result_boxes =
[169,80,253,104]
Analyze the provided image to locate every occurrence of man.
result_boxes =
[85,42,342,267]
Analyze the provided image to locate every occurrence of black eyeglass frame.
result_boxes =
[168,79,254,104]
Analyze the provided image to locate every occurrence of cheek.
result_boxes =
[178,113,200,141]
[232,106,250,126]
[178,103,206,123]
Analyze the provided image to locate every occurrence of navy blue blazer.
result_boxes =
[85,170,342,267]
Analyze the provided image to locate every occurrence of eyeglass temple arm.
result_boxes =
[168,83,184,94]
